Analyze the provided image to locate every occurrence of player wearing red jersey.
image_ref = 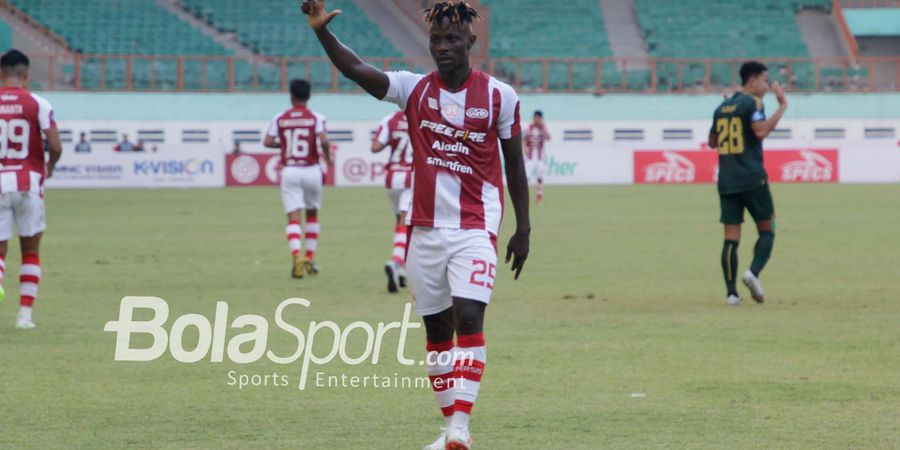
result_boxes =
[371,110,412,293]
[303,2,530,448]
[524,110,550,205]
[263,79,332,279]
[0,50,62,329]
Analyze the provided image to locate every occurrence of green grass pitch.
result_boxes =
[0,184,897,449]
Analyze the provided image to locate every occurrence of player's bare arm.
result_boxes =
[500,136,530,280]
[319,133,332,165]
[708,132,719,149]
[302,0,389,99]
[44,126,62,178]
[263,135,279,148]
[371,140,386,153]
[751,81,788,140]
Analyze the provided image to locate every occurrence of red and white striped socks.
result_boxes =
[426,339,456,423]
[285,221,302,257]
[391,224,407,265]
[20,253,41,318]
[451,332,486,428]
[304,217,319,261]
[426,333,487,428]
[0,253,5,286]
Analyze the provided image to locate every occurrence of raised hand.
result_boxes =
[301,0,341,31]
[771,81,787,108]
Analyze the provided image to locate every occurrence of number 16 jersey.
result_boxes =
[267,106,327,167]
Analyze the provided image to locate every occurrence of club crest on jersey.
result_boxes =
[441,103,462,121]
[465,108,489,119]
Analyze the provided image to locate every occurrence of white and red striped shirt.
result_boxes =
[383,70,521,235]
[375,111,412,189]
[267,106,327,168]
[0,87,55,193]
[525,123,549,160]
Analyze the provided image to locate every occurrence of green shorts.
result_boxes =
[719,182,775,224]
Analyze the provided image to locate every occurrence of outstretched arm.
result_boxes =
[302,0,389,99]
[500,136,531,280]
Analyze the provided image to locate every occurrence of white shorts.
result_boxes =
[388,188,411,214]
[406,227,498,316]
[0,191,46,241]
[280,166,323,213]
[525,157,546,184]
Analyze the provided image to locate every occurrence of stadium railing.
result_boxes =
[840,0,898,7]
[24,54,900,93]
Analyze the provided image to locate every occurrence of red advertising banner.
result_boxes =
[633,150,718,184]
[765,149,838,183]
[633,149,838,184]
[225,149,337,187]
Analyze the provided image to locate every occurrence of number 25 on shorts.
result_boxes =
[469,259,496,289]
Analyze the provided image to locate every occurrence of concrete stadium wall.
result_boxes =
[40,92,900,189]
[37,91,900,122]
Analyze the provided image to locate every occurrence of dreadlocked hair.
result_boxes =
[422,1,481,26]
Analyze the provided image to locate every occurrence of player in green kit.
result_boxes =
[708,61,787,306]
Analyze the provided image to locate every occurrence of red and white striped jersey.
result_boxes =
[375,111,412,189]
[0,87,55,193]
[525,123,549,160]
[383,70,521,235]
[267,106,327,167]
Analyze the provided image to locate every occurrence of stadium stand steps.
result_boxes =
[479,0,637,90]
[175,0,401,90]
[9,0,232,89]
[634,0,845,90]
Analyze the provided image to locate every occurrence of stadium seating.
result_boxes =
[9,0,229,55]
[0,20,11,51]
[7,0,850,92]
[181,0,399,58]
[173,0,401,90]
[634,0,833,89]
[479,0,621,90]
[9,0,231,90]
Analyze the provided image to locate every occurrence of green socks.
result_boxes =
[722,240,739,296]
[750,231,775,276]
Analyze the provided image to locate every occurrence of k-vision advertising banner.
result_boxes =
[46,146,224,188]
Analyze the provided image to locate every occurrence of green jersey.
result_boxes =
[710,92,768,194]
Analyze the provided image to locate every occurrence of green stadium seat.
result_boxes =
[634,0,826,89]
[10,0,231,89]
[480,0,622,91]
[174,0,401,90]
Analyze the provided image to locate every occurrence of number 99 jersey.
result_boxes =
[267,106,327,168]
[0,86,55,193]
